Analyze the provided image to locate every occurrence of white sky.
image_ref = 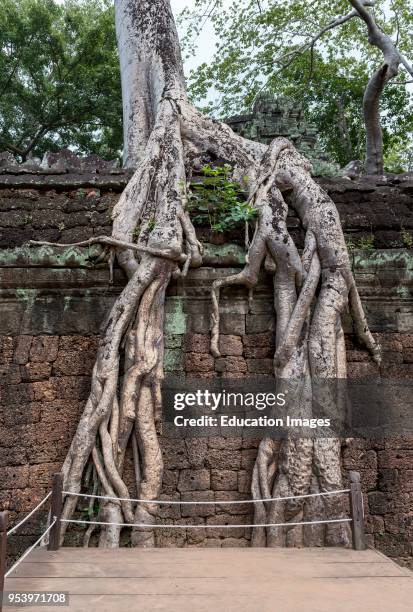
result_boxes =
[171,0,218,76]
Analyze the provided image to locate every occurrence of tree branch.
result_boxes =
[0,138,25,157]
[28,236,187,263]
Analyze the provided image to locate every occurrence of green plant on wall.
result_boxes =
[345,234,375,252]
[187,164,257,232]
[401,227,413,248]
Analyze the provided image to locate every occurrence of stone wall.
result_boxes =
[0,171,412,566]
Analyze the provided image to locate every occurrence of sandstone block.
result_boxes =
[214,491,251,515]
[378,450,413,469]
[177,468,210,492]
[162,470,179,488]
[220,313,245,335]
[243,345,272,359]
[28,462,61,487]
[185,439,208,468]
[1,466,29,489]
[215,356,247,373]
[206,449,241,470]
[401,333,413,348]
[241,449,257,469]
[161,439,190,470]
[181,490,215,517]
[346,350,371,362]
[183,333,210,353]
[31,380,56,401]
[185,352,214,373]
[29,336,59,362]
[3,404,41,427]
[347,362,379,378]
[246,314,275,334]
[0,336,14,365]
[157,493,181,520]
[49,376,90,400]
[221,538,250,547]
[238,470,251,494]
[206,513,249,539]
[218,335,243,356]
[211,470,238,491]
[246,358,273,374]
[0,364,21,385]
[13,336,32,364]
[208,437,242,451]
[243,332,274,348]
[20,362,52,382]
[403,347,413,363]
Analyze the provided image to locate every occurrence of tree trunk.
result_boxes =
[115,0,186,167]
[33,0,381,548]
[347,0,413,174]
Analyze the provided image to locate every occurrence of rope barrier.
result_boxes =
[4,519,56,579]
[61,517,352,529]
[6,492,52,536]
[62,488,350,506]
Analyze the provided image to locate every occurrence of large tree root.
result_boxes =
[211,138,380,548]
[31,88,380,548]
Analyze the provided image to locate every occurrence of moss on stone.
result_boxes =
[0,245,103,268]
[164,297,187,335]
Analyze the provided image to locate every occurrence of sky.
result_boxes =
[171,0,413,104]
[170,0,218,76]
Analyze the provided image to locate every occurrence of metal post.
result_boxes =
[349,471,367,550]
[0,511,8,612]
[48,473,63,551]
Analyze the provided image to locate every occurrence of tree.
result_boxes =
[33,0,380,548]
[0,0,122,161]
[181,0,413,173]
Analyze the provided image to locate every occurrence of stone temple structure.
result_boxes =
[226,93,319,159]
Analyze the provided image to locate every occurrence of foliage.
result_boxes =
[345,233,375,252]
[180,0,413,168]
[0,0,122,161]
[384,139,413,173]
[401,227,413,248]
[187,164,257,232]
[309,156,341,177]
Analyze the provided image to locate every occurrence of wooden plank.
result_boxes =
[5,574,413,595]
[4,576,413,612]
[12,557,407,579]
[4,547,412,612]
[26,546,387,562]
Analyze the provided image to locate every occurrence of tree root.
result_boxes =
[211,137,378,547]
[42,86,378,549]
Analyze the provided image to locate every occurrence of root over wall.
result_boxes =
[0,173,412,566]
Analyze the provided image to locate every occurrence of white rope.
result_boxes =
[61,517,352,529]
[62,488,350,506]
[7,492,52,536]
[5,519,56,578]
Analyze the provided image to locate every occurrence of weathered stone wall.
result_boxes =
[0,172,412,566]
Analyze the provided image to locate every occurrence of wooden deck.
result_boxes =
[4,546,413,611]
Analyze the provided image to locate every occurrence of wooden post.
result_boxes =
[349,471,367,550]
[48,473,63,551]
[0,511,8,612]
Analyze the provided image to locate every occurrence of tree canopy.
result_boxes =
[180,0,413,169]
[0,0,122,161]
